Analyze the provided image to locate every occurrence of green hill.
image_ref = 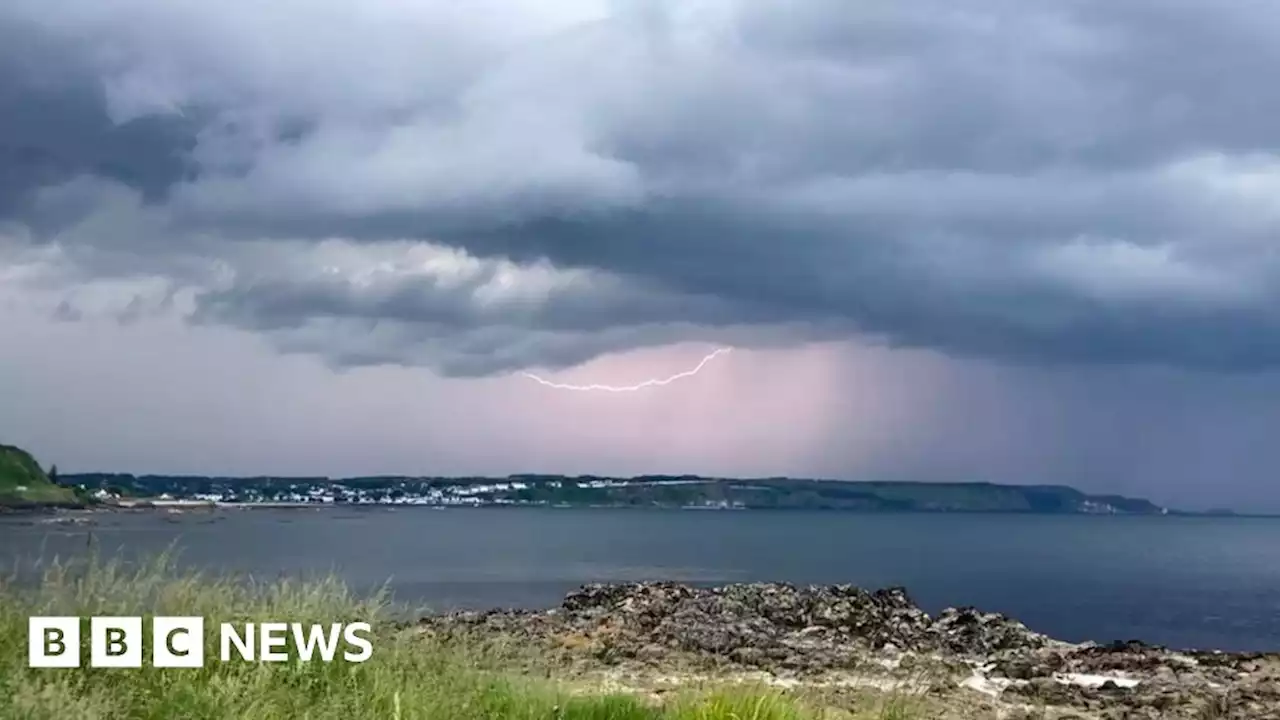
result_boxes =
[0,444,80,507]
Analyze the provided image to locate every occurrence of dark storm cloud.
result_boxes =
[177,238,830,375]
[4,0,1280,375]
[0,24,198,224]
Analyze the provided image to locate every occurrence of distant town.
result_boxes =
[0,441,1185,514]
[72,474,743,509]
[55,472,1173,514]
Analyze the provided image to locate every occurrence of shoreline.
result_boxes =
[7,500,1276,518]
[412,581,1280,719]
[3,551,1276,718]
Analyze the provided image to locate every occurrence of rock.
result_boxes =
[994,657,1036,680]
[930,607,1048,655]
[728,646,765,665]
[636,643,667,663]
[553,581,1044,666]
[1026,677,1073,703]
[411,580,1280,719]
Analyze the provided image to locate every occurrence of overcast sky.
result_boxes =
[4,0,1280,511]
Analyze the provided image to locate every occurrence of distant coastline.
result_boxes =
[46,471,1183,515]
[2,441,1254,517]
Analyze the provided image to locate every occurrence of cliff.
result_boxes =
[0,443,80,508]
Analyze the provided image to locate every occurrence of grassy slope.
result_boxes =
[0,443,78,506]
[0,555,923,720]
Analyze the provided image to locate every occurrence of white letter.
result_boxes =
[343,622,373,662]
[259,622,288,662]
[90,617,142,668]
[291,623,342,662]
[220,623,254,661]
[154,617,204,668]
[28,617,80,668]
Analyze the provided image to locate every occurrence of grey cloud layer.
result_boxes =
[4,0,1280,374]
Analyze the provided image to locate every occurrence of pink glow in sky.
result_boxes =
[4,289,1280,511]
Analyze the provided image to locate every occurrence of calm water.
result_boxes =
[2,508,1278,652]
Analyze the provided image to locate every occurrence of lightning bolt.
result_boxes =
[520,347,733,392]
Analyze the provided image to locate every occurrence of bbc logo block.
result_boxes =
[28,617,80,668]
[153,616,205,667]
[29,616,205,668]
[90,617,143,668]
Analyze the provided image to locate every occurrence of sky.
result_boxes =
[3,0,1280,511]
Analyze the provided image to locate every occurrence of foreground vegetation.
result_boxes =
[0,554,921,720]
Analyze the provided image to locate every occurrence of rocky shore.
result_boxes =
[412,582,1280,719]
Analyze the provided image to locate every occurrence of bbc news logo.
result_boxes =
[28,616,373,668]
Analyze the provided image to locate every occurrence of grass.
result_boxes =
[0,444,80,507]
[0,553,919,720]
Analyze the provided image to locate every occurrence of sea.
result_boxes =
[2,508,1278,652]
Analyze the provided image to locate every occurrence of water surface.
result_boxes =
[3,508,1278,652]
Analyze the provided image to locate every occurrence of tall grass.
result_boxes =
[0,553,898,720]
